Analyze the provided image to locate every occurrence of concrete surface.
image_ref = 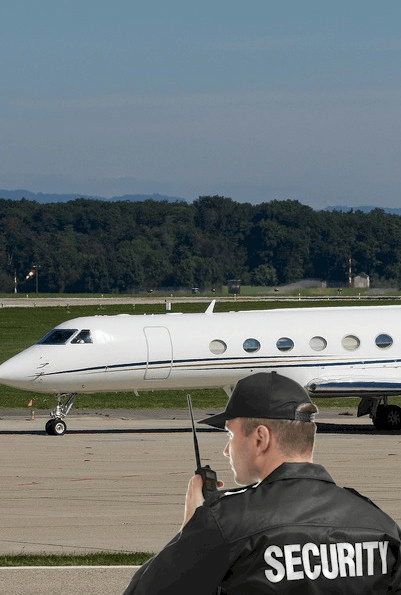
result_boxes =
[0,566,138,595]
[0,408,399,593]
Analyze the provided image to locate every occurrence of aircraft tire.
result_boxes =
[373,404,401,431]
[45,419,67,436]
[45,419,53,435]
[383,405,401,431]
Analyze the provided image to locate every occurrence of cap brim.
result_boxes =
[198,412,230,429]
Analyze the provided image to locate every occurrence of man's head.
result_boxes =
[199,372,318,485]
[199,372,317,429]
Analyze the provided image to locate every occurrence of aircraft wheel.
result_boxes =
[45,419,53,435]
[52,419,67,436]
[383,405,401,431]
[374,405,401,431]
[46,419,67,436]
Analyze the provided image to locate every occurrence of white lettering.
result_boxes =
[337,542,356,577]
[302,543,321,580]
[263,540,390,583]
[379,541,389,575]
[264,545,285,583]
[320,543,339,579]
[363,542,378,576]
[355,542,363,576]
[284,544,304,580]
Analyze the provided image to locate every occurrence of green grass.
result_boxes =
[0,552,154,566]
[7,392,398,412]
[0,387,230,410]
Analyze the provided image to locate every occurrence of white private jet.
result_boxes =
[0,301,401,435]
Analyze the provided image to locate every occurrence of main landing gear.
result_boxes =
[359,397,401,431]
[372,401,401,431]
[45,393,76,436]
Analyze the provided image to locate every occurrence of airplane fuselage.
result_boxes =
[1,304,401,400]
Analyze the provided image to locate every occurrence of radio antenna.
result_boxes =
[187,394,201,469]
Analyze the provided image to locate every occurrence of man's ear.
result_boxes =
[255,424,270,453]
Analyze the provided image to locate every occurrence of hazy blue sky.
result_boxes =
[1,0,401,209]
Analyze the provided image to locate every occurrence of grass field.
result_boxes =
[0,552,154,567]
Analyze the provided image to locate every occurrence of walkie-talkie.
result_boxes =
[187,394,218,499]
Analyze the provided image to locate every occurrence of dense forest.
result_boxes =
[0,195,400,293]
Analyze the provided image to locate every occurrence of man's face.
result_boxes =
[224,418,260,485]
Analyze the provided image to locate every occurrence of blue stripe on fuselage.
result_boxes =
[39,355,400,378]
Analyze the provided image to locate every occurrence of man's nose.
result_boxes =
[223,441,230,458]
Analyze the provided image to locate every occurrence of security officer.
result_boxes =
[122,372,401,594]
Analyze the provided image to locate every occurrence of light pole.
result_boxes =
[348,256,352,288]
[32,264,40,293]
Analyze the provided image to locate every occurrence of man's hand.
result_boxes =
[181,474,204,529]
[181,475,224,529]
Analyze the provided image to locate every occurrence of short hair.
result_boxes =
[240,402,318,457]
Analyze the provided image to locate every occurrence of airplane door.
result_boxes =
[144,326,173,380]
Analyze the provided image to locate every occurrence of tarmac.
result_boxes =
[0,407,400,593]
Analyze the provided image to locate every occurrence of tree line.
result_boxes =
[0,195,399,293]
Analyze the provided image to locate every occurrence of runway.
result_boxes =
[0,408,400,593]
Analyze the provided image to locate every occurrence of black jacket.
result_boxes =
[122,462,401,593]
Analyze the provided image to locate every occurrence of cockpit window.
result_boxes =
[71,330,92,344]
[37,329,78,345]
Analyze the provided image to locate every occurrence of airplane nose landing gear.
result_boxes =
[45,418,67,435]
[45,393,76,436]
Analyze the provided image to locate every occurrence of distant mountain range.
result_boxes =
[0,189,185,204]
[0,189,400,215]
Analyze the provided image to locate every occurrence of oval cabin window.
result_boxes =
[276,337,294,352]
[309,336,327,351]
[342,335,360,350]
[375,334,393,349]
[209,339,227,355]
[243,338,261,353]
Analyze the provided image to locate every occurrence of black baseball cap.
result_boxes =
[199,372,316,429]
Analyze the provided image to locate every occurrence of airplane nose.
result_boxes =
[0,354,36,389]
